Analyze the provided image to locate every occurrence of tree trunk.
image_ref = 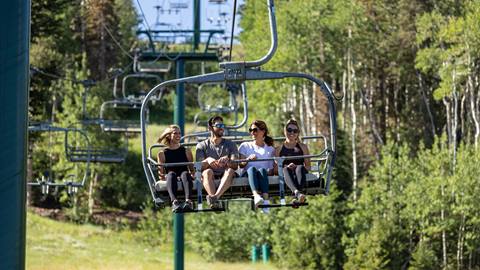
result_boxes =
[88,169,98,219]
[417,71,436,139]
[394,84,400,143]
[299,84,306,135]
[359,85,382,158]
[467,58,479,148]
[347,27,358,201]
[444,98,452,144]
[452,71,458,170]
[456,213,465,270]
[441,183,448,269]
[342,69,347,130]
[26,143,33,206]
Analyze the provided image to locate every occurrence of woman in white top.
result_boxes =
[238,120,275,207]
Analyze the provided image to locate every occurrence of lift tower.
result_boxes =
[0,0,30,269]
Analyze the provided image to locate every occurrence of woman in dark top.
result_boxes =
[157,125,194,212]
[275,119,310,203]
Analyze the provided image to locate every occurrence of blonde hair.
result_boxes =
[157,125,181,146]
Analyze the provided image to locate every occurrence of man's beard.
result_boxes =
[213,129,224,138]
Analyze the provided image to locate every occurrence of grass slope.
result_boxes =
[27,213,278,270]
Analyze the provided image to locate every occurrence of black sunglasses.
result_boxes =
[286,127,299,134]
[249,127,259,133]
[212,123,225,129]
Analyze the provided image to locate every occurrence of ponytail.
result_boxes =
[264,135,274,147]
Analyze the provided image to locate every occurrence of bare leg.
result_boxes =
[165,172,178,202]
[201,169,216,196]
[214,168,235,198]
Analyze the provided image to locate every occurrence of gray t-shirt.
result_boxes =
[195,138,238,175]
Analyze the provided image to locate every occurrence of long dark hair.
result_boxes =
[251,120,274,146]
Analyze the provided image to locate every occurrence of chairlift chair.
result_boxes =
[121,73,163,103]
[184,82,249,143]
[140,0,339,211]
[27,123,91,195]
[65,125,128,163]
[169,0,189,10]
[193,82,244,125]
[150,134,330,205]
[99,99,150,133]
[209,0,227,3]
[100,72,161,133]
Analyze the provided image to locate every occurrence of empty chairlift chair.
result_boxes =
[65,126,128,163]
[27,123,91,195]
[99,73,161,133]
[183,82,250,143]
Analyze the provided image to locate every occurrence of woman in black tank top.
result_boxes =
[275,119,311,204]
[157,125,194,212]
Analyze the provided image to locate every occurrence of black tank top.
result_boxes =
[164,146,189,175]
[279,143,304,166]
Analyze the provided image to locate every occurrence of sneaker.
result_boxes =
[297,193,306,204]
[206,195,213,207]
[253,194,264,207]
[171,200,182,213]
[291,198,300,209]
[183,200,193,211]
[207,195,221,209]
[295,190,306,204]
[212,196,222,209]
[262,200,270,214]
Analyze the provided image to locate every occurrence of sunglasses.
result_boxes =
[286,127,299,134]
[249,127,259,133]
[212,123,225,129]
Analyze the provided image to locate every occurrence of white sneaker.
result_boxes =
[253,194,264,207]
[262,200,270,214]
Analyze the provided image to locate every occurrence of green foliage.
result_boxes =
[409,241,439,270]
[137,206,173,246]
[344,138,480,269]
[187,203,271,262]
[271,189,346,270]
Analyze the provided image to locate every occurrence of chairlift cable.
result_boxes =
[102,23,134,60]
[228,0,238,61]
[30,61,133,85]
[136,0,153,33]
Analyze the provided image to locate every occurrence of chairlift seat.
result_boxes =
[67,148,126,163]
[101,120,142,133]
[154,173,324,199]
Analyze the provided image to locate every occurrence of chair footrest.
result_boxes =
[257,202,308,208]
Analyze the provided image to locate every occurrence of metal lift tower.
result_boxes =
[0,0,30,269]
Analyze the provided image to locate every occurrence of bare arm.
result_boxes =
[196,143,218,170]
[300,143,311,170]
[238,153,248,168]
[185,148,194,174]
[273,146,281,175]
[157,151,166,180]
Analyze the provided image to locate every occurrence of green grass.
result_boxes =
[27,213,279,270]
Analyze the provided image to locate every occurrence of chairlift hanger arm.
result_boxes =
[220,0,277,69]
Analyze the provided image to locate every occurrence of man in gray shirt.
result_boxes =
[196,116,238,208]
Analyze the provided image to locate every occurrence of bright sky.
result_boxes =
[133,0,245,44]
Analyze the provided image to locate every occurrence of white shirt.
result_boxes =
[238,141,275,171]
